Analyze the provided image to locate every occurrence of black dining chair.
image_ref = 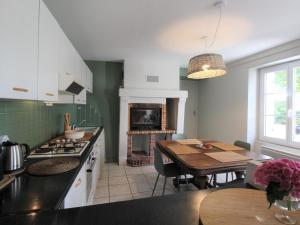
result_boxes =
[152,147,184,196]
[215,140,251,186]
[209,140,251,186]
[171,133,187,140]
[232,140,251,179]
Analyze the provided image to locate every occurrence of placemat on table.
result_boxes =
[167,143,200,155]
[204,152,251,163]
[210,142,245,151]
[176,139,202,145]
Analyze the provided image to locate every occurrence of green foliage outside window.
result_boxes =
[274,101,287,125]
[296,68,300,92]
[274,71,287,91]
[273,71,287,125]
[296,111,300,126]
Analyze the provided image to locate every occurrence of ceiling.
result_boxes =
[44,0,300,65]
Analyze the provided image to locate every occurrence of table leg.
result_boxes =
[193,175,208,189]
[213,175,217,187]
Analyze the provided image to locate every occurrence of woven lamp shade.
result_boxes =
[187,53,226,79]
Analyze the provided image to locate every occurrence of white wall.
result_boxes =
[124,58,180,90]
[197,39,300,147]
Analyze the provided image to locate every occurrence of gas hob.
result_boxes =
[28,139,90,158]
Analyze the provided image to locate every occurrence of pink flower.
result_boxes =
[254,158,300,198]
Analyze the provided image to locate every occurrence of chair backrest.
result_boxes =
[154,147,166,176]
[234,140,251,151]
[171,133,187,140]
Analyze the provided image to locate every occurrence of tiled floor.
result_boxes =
[92,163,200,205]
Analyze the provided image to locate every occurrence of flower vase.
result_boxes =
[274,196,300,225]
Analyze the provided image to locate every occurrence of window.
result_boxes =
[260,60,300,148]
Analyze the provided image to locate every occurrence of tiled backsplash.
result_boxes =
[0,100,77,149]
[0,94,103,149]
[76,93,103,127]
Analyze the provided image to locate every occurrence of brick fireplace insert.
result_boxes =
[127,103,175,166]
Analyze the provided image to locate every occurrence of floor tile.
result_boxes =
[141,165,156,174]
[124,166,143,175]
[127,174,147,184]
[97,177,108,187]
[110,195,133,203]
[108,163,122,170]
[129,182,152,194]
[101,170,109,178]
[109,168,126,177]
[132,192,152,199]
[109,184,132,196]
[94,186,109,198]
[93,197,109,205]
[109,176,128,186]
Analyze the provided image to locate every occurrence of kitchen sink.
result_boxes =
[76,127,99,135]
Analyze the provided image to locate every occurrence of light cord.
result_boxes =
[209,5,222,48]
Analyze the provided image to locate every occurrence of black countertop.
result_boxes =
[0,127,103,217]
[0,190,211,225]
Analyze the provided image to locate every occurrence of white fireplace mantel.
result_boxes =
[119,88,188,99]
[118,88,188,165]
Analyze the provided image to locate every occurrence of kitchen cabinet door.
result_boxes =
[0,0,39,100]
[74,60,85,104]
[56,26,74,104]
[74,89,86,104]
[38,0,59,101]
[64,161,87,208]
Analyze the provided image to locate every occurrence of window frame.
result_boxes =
[259,60,300,149]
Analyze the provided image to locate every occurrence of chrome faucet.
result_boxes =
[72,120,86,130]
[78,120,86,126]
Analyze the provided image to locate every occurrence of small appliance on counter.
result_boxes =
[1,141,30,173]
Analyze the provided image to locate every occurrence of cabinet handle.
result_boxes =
[46,92,54,96]
[75,178,81,187]
[12,87,28,93]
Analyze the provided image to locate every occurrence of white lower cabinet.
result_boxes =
[87,129,105,204]
[64,129,105,208]
[64,160,87,208]
[99,130,106,178]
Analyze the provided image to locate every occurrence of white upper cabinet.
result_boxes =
[86,66,93,93]
[74,88,86,104]
[0,0,39,100]
[74,60,87,104]
[0,0,91,103]
[56,24,75,104]
[38,0,59,101]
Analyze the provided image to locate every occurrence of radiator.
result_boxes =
[261,147,300,162]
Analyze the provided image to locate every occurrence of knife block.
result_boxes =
[64,113,71,132]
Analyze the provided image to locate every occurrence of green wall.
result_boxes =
[180,67,188,79]
[85,61,123,163]
[77,92,103,127]
[0,100,77,148]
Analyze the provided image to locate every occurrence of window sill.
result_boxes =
[256,140,300,159]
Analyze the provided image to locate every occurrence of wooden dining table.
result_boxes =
[157,139,272,189]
